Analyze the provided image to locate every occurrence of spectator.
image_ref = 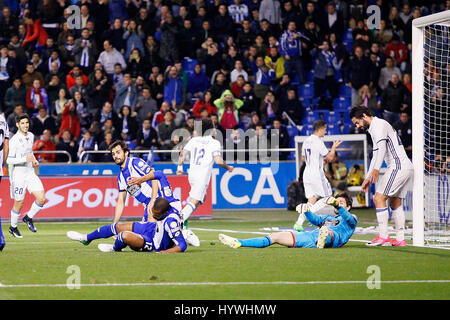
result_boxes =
[108,0,128,25]
[127,48,148,79]
[354,85,377,112]
[213,4,234,43]
[98,131,115,162]
[56,129,78,163]
[345,46,375,106]
[204,42,223,79]
[385,34,408,72]
[156,111,177,160]
[0,7,18,45]
[78,129,98,163]
[215,89,244,130]
[311,40,341,99]
[87,68,112,114]
[373,19,393,46]
[32,129,56,163]
[51,87,68,123]
[136,87,158,123]
[187,64,210,100]
[378,56,402,91]
[236,19,256,51]
[279,21,308,84]
[270,117,290,160]
[259,0,281,29]
[393,112,412,159]
[74,28,99,76]
[136,118,158,150]
[118,105,139,140]
[26,79,49,114]
[59,99,81,140]
[114,73,138,112]
[0,45,17,111]
[152,101,176,128]
[210,72,229,101]
[192,90,216,119]
[280,87,303,125]
[250,55,275,101]
[123,19,145,60]
[22,62,44,90]
[4,77,26,116]
[230,60,249,83]
[94,101,120,131]
[229,0,249,25]
[239,81,259,115]
[6,104,22,135]
[150,72,165,106]
[59,34,76,71]
[97,39,127,76]
[379,73,410,123]
[163,65,184,109]
[69,74,89,101]
[264,47,285,81]
[273,73,292,105]
[231,75,246,98]
[159,13,179,66]
[324,2,344,39]
[66,65,88,91]
[259,90,279,123]
[73,91,91,130]
[102,18,125,54]
[31,104,57,136]
[22,13,48,53]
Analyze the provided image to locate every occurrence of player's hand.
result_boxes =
[26,154,35,162]
[332,140,343,149]
[361,178,371,193]
[32,159,39,167]
[325,196,339,208]
[227,166,234,172]
[369,169,379,184]
[176,170,183,176]
[128,177,142,187]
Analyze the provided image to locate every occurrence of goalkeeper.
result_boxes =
[219,193,357,249]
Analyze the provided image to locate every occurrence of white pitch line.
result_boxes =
[0,280,449,289]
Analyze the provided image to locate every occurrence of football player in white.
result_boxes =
[177,119,234,246]
[7,113,46,238]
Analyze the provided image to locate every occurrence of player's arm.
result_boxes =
[303,210,329,227]
[324,140,342,164]
[113,191,127,223]
[6,139,28,165]
[176,149,188,175]
[214,156,234,172]
[3,137,9,166]
[362,136,387,192]
[157,218,187,253]
[326,197,357,228]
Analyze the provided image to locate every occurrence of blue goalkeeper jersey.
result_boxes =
[304,206,358,248]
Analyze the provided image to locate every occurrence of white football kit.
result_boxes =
[368,117,414,198]
[184,136,221,202]
[301,134,332,199]
[0,114,9,177]
[7,131,44,201]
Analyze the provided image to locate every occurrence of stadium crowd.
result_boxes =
[0,0,448,163]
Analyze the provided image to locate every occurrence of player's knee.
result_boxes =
[36,197,46,206]
[373,193,387,207]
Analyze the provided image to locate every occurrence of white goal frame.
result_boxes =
[412,10,450,247]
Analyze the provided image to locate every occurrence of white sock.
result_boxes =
[27,201,43,219]
[376,208,389,239]
[391,206,405,241]
[181,202,197,222]
[11,209,20,228]
[296,202,313,224]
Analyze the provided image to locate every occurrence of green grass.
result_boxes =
[0,208,449,300]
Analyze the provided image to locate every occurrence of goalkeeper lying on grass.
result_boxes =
[219,193,357,249]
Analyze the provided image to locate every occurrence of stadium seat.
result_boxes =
[306,70,315,82]
[182,57,198,75]
[327,111,340,124]
[314,109,330,121]
[327,124,340,135]
[286,125,299,138]
[301,125,314,136]
[339,84,352,98]
[343,28,353,42]
[298,84,314,99]
[343,41,353,52]
[333,97,351,110]
[341,124,353,134]
[304,111,318,124]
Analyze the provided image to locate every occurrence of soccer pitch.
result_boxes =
[0,209,449,300]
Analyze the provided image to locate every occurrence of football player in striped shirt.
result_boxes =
[0,113,9,250]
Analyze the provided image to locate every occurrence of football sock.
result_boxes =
[376,207,389,239]
[87,223,118,242]
[391,206,405,241]
[27,201,44,219]
[238,236,272,248]
[181,202,196,222]
[113,232,127,251]
[0,216,5,244]
[10,209,20,228]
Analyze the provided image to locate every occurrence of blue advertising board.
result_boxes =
[38,162,297,210]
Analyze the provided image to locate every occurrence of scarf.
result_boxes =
[80,40,90,67]
[30,88,48,108]
[48,57,61,72]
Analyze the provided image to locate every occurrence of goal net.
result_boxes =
[412,11,450,247]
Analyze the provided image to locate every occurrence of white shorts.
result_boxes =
[188,174,210,203]
[303,178,332,200]
[376,168,413,199]
[10,169,44,201]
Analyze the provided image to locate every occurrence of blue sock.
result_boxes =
[0,217,5,245]
[87,223,118,242]
[238,236,272,248]
[113,232,127,251]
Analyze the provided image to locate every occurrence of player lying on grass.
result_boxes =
[127,169,200,246]
[67,198,187,253]
[219,193,357,249]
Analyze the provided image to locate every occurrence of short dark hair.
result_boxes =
[313,120,327,132]
[349,105,374,119]
[108,140,130,155]
[152,197,170,221]
[15,113,30,123]
[335,192,353,210]
[198,118,213,135]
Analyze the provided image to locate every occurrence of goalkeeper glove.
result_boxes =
[325,196,339,208]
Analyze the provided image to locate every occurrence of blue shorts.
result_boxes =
[290,230,319,248]
[132,221,155,244]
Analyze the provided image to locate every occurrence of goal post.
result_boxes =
[412,10,450,247]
